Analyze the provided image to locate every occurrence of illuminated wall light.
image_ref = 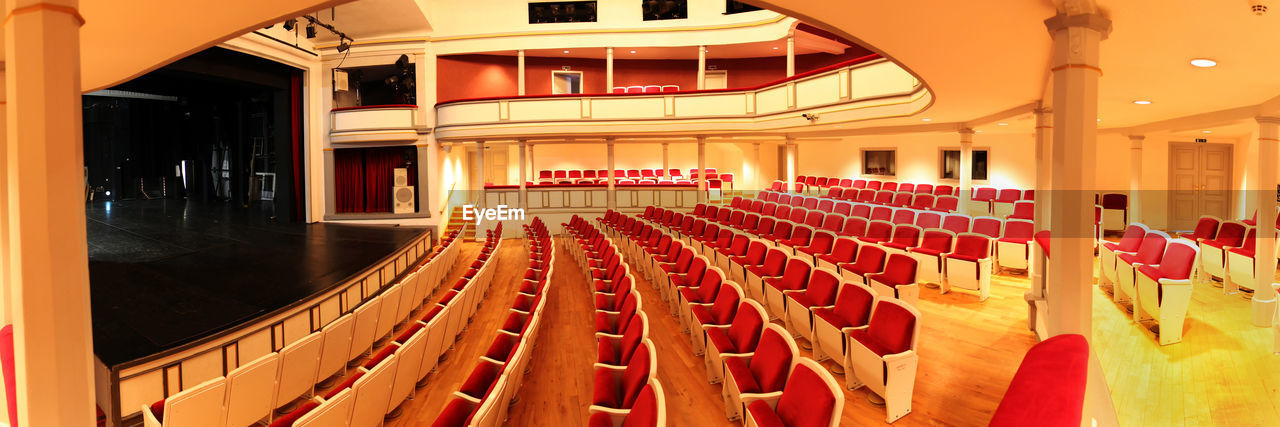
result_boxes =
[563,50,569,53]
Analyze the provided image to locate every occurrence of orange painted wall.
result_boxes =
[436,54,518,101]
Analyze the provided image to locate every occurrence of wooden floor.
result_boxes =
[378,235,1280,426]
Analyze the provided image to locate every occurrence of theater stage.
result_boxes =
[86,199,429,367]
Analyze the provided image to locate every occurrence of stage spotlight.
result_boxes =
[283,19,296,31]
[306,23,316,38]
[337,39,350,53]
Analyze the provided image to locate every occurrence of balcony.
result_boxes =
[330,104,422,143]
[433,54,929,140]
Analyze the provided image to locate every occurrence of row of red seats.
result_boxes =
[596,210,846,425]
[433,221,552,426]
[537,169,734,189]
[563,215,668,427]
[611,85,680,94]
[237,227,467,426]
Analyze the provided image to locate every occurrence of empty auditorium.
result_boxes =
[1,0,1277,426]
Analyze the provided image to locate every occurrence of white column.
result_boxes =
[753,142,762,191]
[696,46,707,90]
[1253,117,1279,326]
[476,141,486,207]
[606,47,614,91]
[1128,135,1144,224]
[517,49,526,96]
[1034,107,1053,229]
[607,138,616,209]
[697,137,708,201]
[959,128,975,215]
[3,1,97,425]
[528,143,535,176]
[661,142,669,177]
[786,36,796,77]
[1045,12,1110,340]
[518,139,528,207]
[785,137,797,192]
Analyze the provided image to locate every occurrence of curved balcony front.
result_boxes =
[433,55,929,140]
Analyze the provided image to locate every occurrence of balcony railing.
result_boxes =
[330,104,420,143]
[433,54,928,139]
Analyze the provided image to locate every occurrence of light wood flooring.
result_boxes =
[376,236,1279,426]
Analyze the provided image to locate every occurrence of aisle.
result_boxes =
[384,239,527,426]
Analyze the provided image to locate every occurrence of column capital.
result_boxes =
[958,127,975,135]
[1128,134,1145,142]
[1044,13,1113,39]
[1256,116,1280,126]
[696,135,708,143]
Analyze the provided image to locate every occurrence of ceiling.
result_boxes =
[303,0,431,42]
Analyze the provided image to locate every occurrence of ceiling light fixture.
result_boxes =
[563,50,569,53]
[997,123,1009,126]
[772,47,779,50]
[630,50,636,54]
[1133,100,1152,105]
[283,19,296,31]
[1202,130,1213,134]
[1190,58,1217,68]
[1097,118,1102,122]
[921,118,932,122]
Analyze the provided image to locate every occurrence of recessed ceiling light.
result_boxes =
[1202,130,1213,134]
[1097,118,1102,122]
[1190,58,1217,68]
[773,47,779,50]
[921,118,932,122]
[630,50,636,54]
[997,123,1009,126]
[1133,100,1152,105]
[976,130,985,133]
[563,50,569,53]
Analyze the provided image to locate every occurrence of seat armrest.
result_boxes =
[453,391,483,403]
[587,405,631,426]
[595,332,624,340]
[738,391,784,411]
[1158,278,1193,287]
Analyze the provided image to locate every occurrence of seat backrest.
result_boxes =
[870,206,892,221]
[159,377,227,427]
[934,184,953,196]
[912,193,936,209]
[1157,240,1199,280]
[933,195,959,212]
[952,233,991,259]
[673,248,695,272]
[865,220,893,241]
[829,237,859,262]
[882,182,898,192]
[771,220,793,239]
[915,212,942,229]
[942,214,970,234]
[892,192,913,206]
[890,224,922,247]
[709,283,743,324]
[788,207,807,224]
[1002,220,1035,242]
[868,298,920,355]
[274,331,324,409]
[974,187,997,201]
[873,190,894,204]
[997,188,1022,202]
[619,313,648,365]
[727,234,750,256]
[776,205,792,220]
[728,300,767,353]
[1213,221,1248,247]
[779,257,813,290]
[803,268,842,306]
[891,208,915,225]
[866,180,882,191]
[621,341,655,408]
[348,296,383,361]
[684,256,709,285]
[294,388,353,427]
[1100,193,1127,209]
[915,183,933,194]
[743,240,769,265]
[1135,231,1170,264]
[774,360,841,427]
[834,202,852,216]
[808,230,836,253]
[853,245,887,271]
[851,203,871,218]
[747,326,798,393]
[1116,224,1149,252]
[841,217,868,238]
[1011,201,1035,219]
[763,248,790,275]
[224,353,281,427]
[857,189,876,203]
[316,314,356,382]
[755,216,776,235]
[879,254,919,284]
[899,183,915,193]
[972,217,1003,238]
[833,282,876,327]
[919,229,955,253]
[821,214,843,232]
[1191,216,1220,241]
[805,210,824,227]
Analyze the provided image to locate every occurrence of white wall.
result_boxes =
[795,132,1037,190]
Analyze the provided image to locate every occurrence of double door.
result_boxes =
[1168,142,1232,231]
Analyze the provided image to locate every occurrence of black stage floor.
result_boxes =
[87,200,428,367]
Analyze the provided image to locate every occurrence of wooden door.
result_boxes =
[1168,142,1233,230]
[485,146,508,186]
[704,71,728,90]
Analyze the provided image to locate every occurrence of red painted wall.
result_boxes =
[436,44,877,102]
[523,56,608,95]
[436,54,518,102]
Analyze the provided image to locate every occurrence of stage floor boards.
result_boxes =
[86,199,427,366]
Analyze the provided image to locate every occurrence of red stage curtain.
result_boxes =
[334,149,365,213]
[363,147,413,213]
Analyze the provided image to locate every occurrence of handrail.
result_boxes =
[331,104,419,112]
[434,53,881,107]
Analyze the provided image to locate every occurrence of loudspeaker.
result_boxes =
[393,186,415,213]
[393,168,409,187]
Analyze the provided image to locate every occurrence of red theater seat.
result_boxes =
[990,334,1088,427]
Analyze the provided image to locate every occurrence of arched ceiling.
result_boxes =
[79,0,353,91]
